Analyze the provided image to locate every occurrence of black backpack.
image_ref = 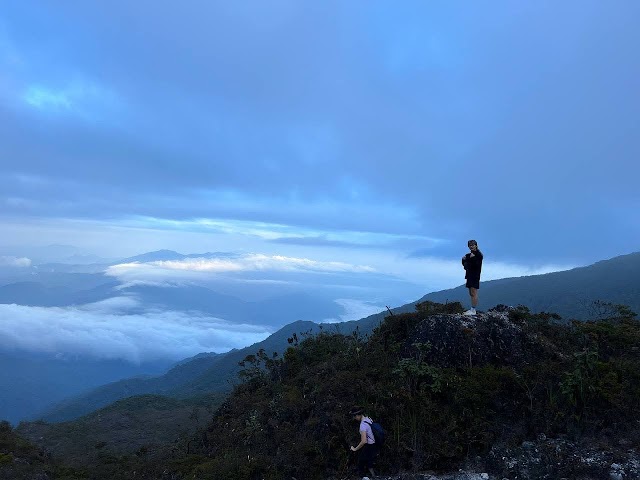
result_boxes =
[364,420,386,446]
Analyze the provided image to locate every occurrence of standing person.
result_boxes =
[462,239,483,315]
[349,406,377,478]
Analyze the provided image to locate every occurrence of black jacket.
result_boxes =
[462,250,483,279]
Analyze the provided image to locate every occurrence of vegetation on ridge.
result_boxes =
[145,301,639,479]
[4,301,640,479]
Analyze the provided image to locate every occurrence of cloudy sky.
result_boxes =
[1,1,639,292]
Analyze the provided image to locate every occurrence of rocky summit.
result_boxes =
[404,305,538,369]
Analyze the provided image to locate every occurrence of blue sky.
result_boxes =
[1,1,639,294]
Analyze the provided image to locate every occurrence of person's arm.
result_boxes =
[462,254,467,269]
[350,430,368,451]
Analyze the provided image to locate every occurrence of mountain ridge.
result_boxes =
[420,250,640,319]
[33,320,323,422]
[29,250,640,424]
[15,302,640,479]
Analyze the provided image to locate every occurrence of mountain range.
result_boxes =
[34,320,323,423]
[0,249,358,423]
[1,250,638,427]
[9,302,640,479]
[26,250,640,426]
[421,251,640,319]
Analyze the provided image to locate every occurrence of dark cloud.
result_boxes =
[0,1,638,264]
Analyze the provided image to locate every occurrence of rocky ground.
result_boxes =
[335,435,640,480]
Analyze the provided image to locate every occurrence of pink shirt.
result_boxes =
[359,416,375,444]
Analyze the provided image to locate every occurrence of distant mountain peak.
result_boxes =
[117,250,245,264]
[118,250,185,264]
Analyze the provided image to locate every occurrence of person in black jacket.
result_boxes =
[461,239,483,315]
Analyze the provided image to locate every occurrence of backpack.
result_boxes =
[364,420,386,446]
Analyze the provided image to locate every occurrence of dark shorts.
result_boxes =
[358,443,377,472]
[466,277,480,289]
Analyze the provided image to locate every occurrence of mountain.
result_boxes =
[118,249,186,263]
[0,278,119,306]
[0,351,171,425]
[121,284,343,326]
[33,320,325,422]
[0,420,85,479]
[0,244,79,264]
[170,351,223,368]
[0,270,344,326]
[32,315,384,423]
[0,245,114,267]
[420,251,640,319]
[0,270,345,424]
[28,251,640,424]
[166,304,640,480]
[117,249,241,264]
[14,303,640,479]
[16,393,225,468]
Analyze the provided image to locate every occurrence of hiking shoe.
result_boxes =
[463,309,476,316]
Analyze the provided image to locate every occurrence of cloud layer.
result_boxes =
[0,256,31,267]
[0,297,272,363]
[108,253,375,279]
[0,249,574,363]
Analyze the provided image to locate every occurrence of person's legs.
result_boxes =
[364,444,376,477]
[469,287,478,308]
[357,449,367,475]
[464,285,478,315]
[357,445,373,475]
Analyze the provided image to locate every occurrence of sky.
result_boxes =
[0,2,639,334]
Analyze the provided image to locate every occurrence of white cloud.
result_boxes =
[0,255,31,267]
[113,279,183,290]
[21,79,121,121]
[149,258,247,272]
[132,215,439,249]
[0,298,272,363]
[79,295,139,313]
[106,253,376,284]
[324,298,385,323]
[24,85,72,110]
[242,254,376,273]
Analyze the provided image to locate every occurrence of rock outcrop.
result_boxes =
[404,305,539,369]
